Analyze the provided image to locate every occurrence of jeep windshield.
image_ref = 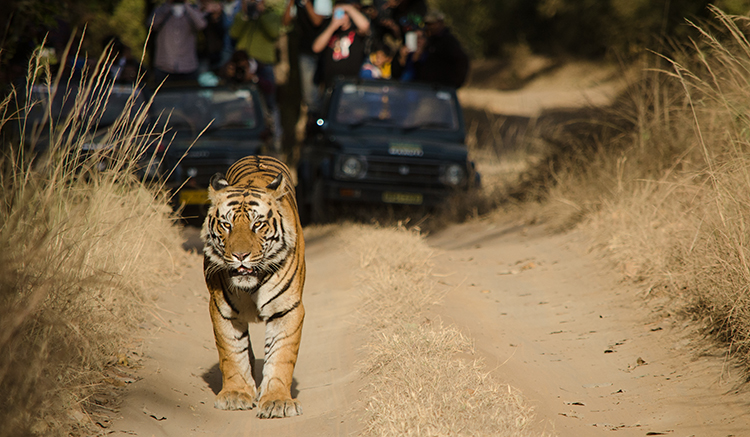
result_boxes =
[151,87,259,134]
[20,83,145,153]
[333,82,460,132]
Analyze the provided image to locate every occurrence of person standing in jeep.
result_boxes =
[283,0,329,114]
[312,1,370,88]
[149,0,208,84]
[412,9,469,89]
[230,0,283,153]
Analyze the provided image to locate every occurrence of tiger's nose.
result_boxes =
[233,252,250,261]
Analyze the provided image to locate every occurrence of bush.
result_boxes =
[0,42,183,436]
[539,6,750,372]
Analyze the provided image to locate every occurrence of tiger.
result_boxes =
[200,155,305,419]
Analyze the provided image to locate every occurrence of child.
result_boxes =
[360,42,393,79]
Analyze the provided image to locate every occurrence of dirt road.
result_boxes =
[110,218,750,436]
[110,63,750,435]
[427,219,750,436]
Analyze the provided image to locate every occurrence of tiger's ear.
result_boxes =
[266,172,286,199]
[208,173,229,202]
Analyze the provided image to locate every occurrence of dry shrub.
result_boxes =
[361,323,533,437]
[0,43,183,436]
[336,224,537,436]
[345,224,436,324]
[544,7,750,370]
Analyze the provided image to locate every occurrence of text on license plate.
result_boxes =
[180,189,209,205]
[382,192,423,205]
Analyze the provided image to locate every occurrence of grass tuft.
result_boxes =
[0,42,183,436]
[336,224,537,436]
[530,6,750,375]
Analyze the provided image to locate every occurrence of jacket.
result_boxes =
[151,3,207,74]
[230,10,281,65]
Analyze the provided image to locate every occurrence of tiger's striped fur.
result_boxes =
[201,155,305,419]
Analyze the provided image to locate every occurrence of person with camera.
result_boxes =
[282,0,328,115]
[412,9,469,89]
[149,0,208,84]
[230,0,283,153]
[312,1,370,88]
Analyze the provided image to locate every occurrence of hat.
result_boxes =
[423,10,445,24]
[360,0,373,6]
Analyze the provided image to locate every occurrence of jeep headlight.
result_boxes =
[337,155,367,179]
[440,164,466,187]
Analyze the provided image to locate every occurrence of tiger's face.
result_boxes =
[202,173,296,290]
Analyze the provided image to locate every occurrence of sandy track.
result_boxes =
[111,218,750,436]
[427,219,750,436]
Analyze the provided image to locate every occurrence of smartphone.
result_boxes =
[405,31,417,52]
[314,0,332,16]
[334,8,345,19]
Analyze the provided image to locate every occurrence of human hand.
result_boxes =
[202,0,222,14]
[332,7,347,26]
[399,45,409,62]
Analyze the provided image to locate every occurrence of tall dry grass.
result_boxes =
[336,224,536,436]
[0,43,183,436]
[541,7,750,371]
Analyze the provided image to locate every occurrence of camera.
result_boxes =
[245,0,261,19]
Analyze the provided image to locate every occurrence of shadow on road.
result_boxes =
[202,361,300,398]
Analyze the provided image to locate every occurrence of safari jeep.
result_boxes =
[144,83,267,219]
[296,79,478,224]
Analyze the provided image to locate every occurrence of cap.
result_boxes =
[360,0,373,6]
[423,10,445,24]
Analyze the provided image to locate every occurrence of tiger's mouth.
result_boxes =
[230,266,255,277]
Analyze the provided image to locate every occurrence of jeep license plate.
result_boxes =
[179,189,209,205]
[382,192,423,205]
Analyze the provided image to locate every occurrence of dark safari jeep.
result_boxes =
[145,83,267,217]
[20,82,145,168]
[296,79,478,224]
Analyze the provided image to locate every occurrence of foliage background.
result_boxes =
[5,0,750,78]
[428,0,750,58]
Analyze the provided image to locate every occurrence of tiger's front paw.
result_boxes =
[214,389,257,410]
[256,398,302,418]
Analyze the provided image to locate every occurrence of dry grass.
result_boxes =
[0,43,184,436]
[333,224,537,436]
[535,7,750,372]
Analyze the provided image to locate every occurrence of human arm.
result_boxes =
[149,3,172,31]
[283,0,326,27]
[282,0,295,26]
[186,3,209,30]
[311,14,345,53]
[304,0,326,26]
[201,0,223,23]
[229,10,248,40]
[337,4,370,34]
[443,36,470,87]
[258,9,282,40]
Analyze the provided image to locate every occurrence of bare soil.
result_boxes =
[427,219,750,436]
[109,219,750,436]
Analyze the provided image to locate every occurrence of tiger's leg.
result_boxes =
[257,302,305,418]
[209,295,258,410]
